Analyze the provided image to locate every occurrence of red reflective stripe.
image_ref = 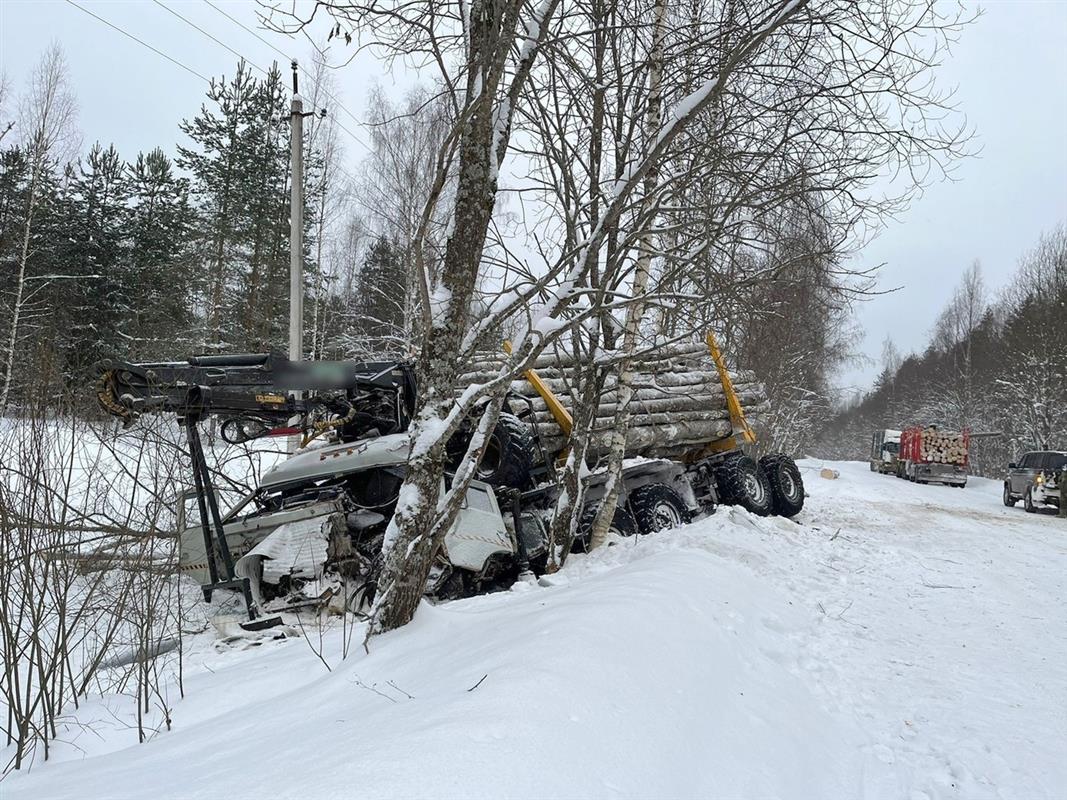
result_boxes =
[268,426,301,436]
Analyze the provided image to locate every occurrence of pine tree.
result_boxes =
[178,61,260,350]
[125,148,193,358]
[238,64,293,351]
[178,61,304,353]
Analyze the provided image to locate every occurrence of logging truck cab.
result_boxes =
[869,429,901,474]
[101,331,805,623]
[173,431,706,613]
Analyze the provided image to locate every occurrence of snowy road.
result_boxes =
[4,460,1065,799]
[761,462,1067,799]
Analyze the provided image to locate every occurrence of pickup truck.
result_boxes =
[1003,450,1066,513]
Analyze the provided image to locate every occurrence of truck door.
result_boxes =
[1014,453,1034,494]
[444,481,513,572]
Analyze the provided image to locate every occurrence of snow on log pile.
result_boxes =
[459,341,769,459]
[917,429,967,465]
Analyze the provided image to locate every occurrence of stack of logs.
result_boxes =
[918,428,967,465]
[458,341,769,460]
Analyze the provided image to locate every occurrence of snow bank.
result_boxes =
[4,459,1065,799]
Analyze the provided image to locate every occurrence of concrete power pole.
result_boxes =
[288,61,304,453]
[289,60,304,366]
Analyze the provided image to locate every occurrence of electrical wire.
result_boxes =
[201,0,373,150]
[151,0,273,81]
[63,0,370,184]
[63,0,212,85]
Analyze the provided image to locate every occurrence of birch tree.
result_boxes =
[0,44,77,413]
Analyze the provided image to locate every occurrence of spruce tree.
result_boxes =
[353,235,405,344]
[52,142,128,382]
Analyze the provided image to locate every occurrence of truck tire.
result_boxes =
[715,454,773,516]
[1002,483,1016,507]
[629,483,690,534]
[473,412,535,489]
[1024,487,1037,513]
[573,503,638,552]
[759,453,805,517]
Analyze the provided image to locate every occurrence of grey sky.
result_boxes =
[839,0,1067,393]
[2,1,1065,397]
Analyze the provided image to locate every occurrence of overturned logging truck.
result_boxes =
[97,334,804,622]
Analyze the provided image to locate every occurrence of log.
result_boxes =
[460,340,713,374]
[520,388,766,416]
[461,339,768,460]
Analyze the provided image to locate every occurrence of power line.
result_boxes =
[63,0,212,85]
[151,0,273,81]
[201,0,373,149]
[153,0,371,152]
[153,2,369,184]
[64,0,367,186]
[202,0,294,67]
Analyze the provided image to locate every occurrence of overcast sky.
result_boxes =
[2,1,1065,397]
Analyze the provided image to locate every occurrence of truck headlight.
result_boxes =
[1035,474,1044,485]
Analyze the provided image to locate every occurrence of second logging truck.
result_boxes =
[896,425,969,487]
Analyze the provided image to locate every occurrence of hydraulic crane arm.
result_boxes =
[97,353,417,444]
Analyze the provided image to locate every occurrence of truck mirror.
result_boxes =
[1007,462,1017,470]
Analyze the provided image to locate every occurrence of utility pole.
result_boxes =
[289,59,304,366]
[289,60,304,453]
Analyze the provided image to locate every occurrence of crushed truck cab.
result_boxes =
[101,332,806,621]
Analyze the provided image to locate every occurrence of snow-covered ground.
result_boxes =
[4,460,1064,799]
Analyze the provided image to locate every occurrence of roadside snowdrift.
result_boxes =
[4,460,1065,799]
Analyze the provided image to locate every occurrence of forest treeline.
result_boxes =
[0,44,853,455]
[816,225,1067,474]
[0,50,408,411]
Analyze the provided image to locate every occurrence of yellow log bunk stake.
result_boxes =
[503,340,573,437]
[690,331,757,458]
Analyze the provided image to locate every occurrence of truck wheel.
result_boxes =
[473,412,535,489]
[1002,483,1016,507]
[759,453,805,517]
[715,454,773,516]
[573,503,638,552]
[1024,487,1037,513]
[629,483,690,534]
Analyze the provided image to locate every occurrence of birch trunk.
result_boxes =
[0,174,38,413]
[370,0,534,634]
[589,0,668,549]
[0,47,76,412]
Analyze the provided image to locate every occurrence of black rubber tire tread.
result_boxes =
[759,453,805,518]
[475,412,536,489]
[629,483,691,534]
[1002,483,1016,507]
[715,454,773,516]
[712,451,748,504]
[572,503,639,552]
[1024,487,1036,513]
